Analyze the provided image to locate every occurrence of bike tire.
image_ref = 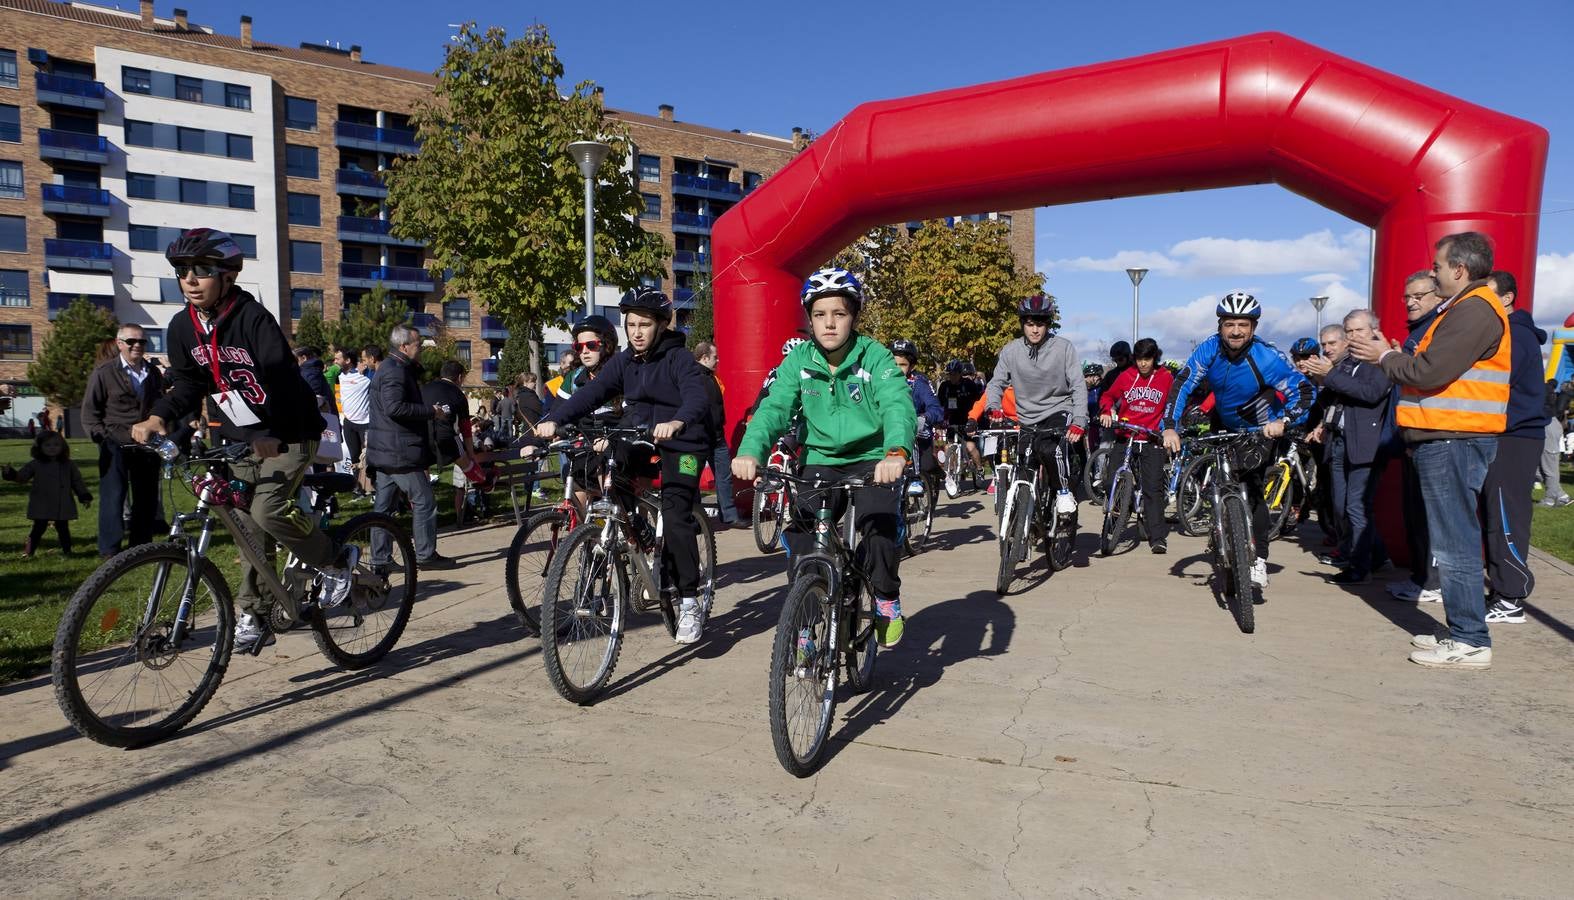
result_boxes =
[1048,511,1077,572]
[1177,453,1217,537]
[1219,493,1256,634]
[996,484,1030,594]
[1100,472,1136,557]
[768,573,837,777]
[844,584,877,694]
[504,509,571,634]
[752,483,783,555]
[52,542,234,748]
[903,482,931,555]
[540,524,628,704]
[944,445,962,498]
[1262,462,1293,541]
[681,503,719,637]
[1082,446,1112,500]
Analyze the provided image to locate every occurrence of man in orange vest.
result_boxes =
[1350,231,1510,669]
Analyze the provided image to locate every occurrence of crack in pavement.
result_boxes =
[1000,572,1117,766]
[1125,788,1157,854]
[1001,768,1050,899]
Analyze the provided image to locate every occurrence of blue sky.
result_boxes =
[182,0,1574,361]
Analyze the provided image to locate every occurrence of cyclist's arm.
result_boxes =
[737,359,802,460]
[1067,347,1088,428]
[1162,350,1210,432]
[150,327,211,431]
[914,377,946,427]
[1260,346,1314,427]
[669,350,712,431]
[1322,360,1392,406]
[545,355,625,425]
[1099,367,1127,417]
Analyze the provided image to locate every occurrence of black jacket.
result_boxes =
[298,358,338,416]
[544,329,712,454]
[151,289,326,445]
[1317,355,1394,466]
[1504,309,1549,439]
[81,358,164,445]
[697,367,725,448]
[4,458,91,522]
[366,349,435,471]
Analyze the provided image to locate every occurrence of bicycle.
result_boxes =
[994,422,1079,594]
[977,427,1020,519]
[751,435,798,554]
[1262,430,1316,540]
[1176,434,1221,538]
[1188,430,1267,634]
[763,469,880,777]
[899,451,938,555]
[1098,421,1162,556]
[503,427,602,633]
[537,427,718,704]
[52,439,417,747]
[939,425,983,497]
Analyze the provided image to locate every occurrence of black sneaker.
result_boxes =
[1150,539,1167,555]
[1326,569,1370,585]
[419,554,460,571]
[1317,552,1350,568]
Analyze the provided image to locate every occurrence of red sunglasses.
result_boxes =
[574,340,603,352]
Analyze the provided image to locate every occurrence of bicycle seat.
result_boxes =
[301,472,358,495]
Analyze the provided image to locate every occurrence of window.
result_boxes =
[123,119,155,147]
[158,277,183,302]
[638,154,660,182]
[231,232,258,258]
[228,183,254,210]
[289,241,322,274]
[179,178,205,204]
[0,104,19,142]
[0,269,28,306]
[0,160,20,199]
[143,328,165,353]
[0,324,30,360]
[224,84,250,110]
[455,341,471,366]
[0,214,24,252]
[287,192,320,226]
[127,172,156,199]
[284,96,317,131]
[638,273,661,290]
[0,50,17,89]
[444,298,470,328]
[129,224,159,251]
[177,126,203,154]
[175,76,203,103]
[743,171,762,192]
[998,214,1012,229]
[641,193,660,220]
[290,289,318,319]
[226,133,252,160]
[285,144,318,179]
[121,66,151,94]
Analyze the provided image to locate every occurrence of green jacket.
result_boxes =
[739,334,917,466]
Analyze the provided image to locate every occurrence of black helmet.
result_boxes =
[1109,341,1132,361]
[573,314,619,350]
[1018,293,1056,319]
[1083,362,1105,378]
[1290,336,1319,359]
[165,227,244,271]
[889,338,918,362]
[944,359,966,375]
[619,287,673,321]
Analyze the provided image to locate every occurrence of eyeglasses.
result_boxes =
[173,264,224,279]
[1404,290,1434,301]
[119,338,147,346]
[574,340,603,352]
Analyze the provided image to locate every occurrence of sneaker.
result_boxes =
[1409,638,1492,669]
[1326,569,1370,586]
[316,546,360,610]
[1150,539,1167,555]
[21,537,34,559]
[1484,599,1526,624]
[1317,551,1349,568]
[675,597,702,644]
[1387,581,1441,603]
[1249,557,1269,588]
[944,476,959,499]
[874,596,904,647]
[234,614,276,653]
[1055,490,1077,516]
[419,554,459,571]
[1550,496,1574,508]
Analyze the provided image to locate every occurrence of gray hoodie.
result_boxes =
[986,335,1088,428]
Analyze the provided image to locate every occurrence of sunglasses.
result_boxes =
[574,340,603,352]
[119,338,147,346]
[173,264,225,279]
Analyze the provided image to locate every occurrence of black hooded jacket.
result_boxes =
[1505,308,1549,439]
[544,329,712,454]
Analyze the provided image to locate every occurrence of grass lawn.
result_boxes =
[1530,462,1574,566]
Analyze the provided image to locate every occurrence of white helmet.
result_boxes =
[781,337,807,356]
[1216,291,1262,320]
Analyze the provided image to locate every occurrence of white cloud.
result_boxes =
[1040,249,1178,275]
[1536,252,1574,329]
[1044,228,1369,281]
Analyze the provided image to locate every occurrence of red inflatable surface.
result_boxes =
[712,31,1549,440]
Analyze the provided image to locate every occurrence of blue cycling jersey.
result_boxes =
[1164,335,1312,431]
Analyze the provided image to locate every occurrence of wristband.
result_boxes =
[885,447,910,461]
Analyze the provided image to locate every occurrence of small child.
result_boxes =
[2,431,92,558]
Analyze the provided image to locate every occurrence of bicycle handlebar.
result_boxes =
[764,467,868,491]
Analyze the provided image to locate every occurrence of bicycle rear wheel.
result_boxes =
[844,584,877,694]
[1262,462,1294,541]
[311,512,418,669]
[540,525,628,704]
[1177,453,1217,537]
[1218,493,1256,634]
[903,481,932,555]
[505,509,571,634]
[944,445,961,497]
[52,543,234,748]
[996,484,1030,594]
[752,482,783,554]
[1100,472,1136,556]
[1084,445,1115,500]
[768,573,837,777]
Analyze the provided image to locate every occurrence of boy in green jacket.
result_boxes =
[733,267,917,645]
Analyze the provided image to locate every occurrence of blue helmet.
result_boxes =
[1290,336,1320,358]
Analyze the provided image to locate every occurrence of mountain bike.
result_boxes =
[751,435,798,554]
[978,427,1020,519]
[504,427,601,633]
[1176,435,1220,538]
[537,427,718,704]
[52,440,416,747]
[939,425,983,497]
[1098,421,1162,556]
[995,422,1078,594]
[1263,429,1316,540]
[764,469,880,777]
[1190,430,1266,634]
[899,451,937,555]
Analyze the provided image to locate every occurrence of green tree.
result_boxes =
[496,331,535,388]
[292,294,327,351]
[325,283,410,356]
[383,22,666,341]
[686,263,714,346]
[417,324,462,375]
[29,297,116,411]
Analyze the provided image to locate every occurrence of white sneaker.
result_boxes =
[1249,557,1269,587]
[1055,490,1077,516]
[1484,599,1526,624]
[1409,638,1492,669]
[1387,581,1441,603]
[944,476,959,499]
[317,566,353,610]
[674,597,701,644]
[234,614,275,653]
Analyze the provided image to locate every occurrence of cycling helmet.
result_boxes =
[962,361,977,376]
[1083,362,1105,378]
[1289,336,1320,358]
[781,337,808,356]
[800,267,863,313]
[619,287,673,321]
[945,359,967,375]
[165,227,244,271]
[1216,291,1262,320]
[573,314,619,350]
[1109,341,1132,361]
[1018,292,1055,319]
[889,339,918,362]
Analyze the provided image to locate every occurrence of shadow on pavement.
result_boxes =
[597,582,786,702]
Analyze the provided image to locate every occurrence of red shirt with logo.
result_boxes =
[1099,366,1174,433]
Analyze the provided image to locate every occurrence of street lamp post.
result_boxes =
[567,140,611,317]
[1309,295,1329,334]
[1125,267,1148,345]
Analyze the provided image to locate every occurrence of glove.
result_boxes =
[1067,425,1085,442]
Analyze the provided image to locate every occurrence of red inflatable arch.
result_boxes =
[711,31,1549,438]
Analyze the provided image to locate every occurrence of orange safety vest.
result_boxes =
[1395,286,1511,433]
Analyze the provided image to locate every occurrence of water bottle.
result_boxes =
[147,434,180,462]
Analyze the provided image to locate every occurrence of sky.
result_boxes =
[169,0,1574,362]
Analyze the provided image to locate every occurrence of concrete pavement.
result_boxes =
[1,494,1572,898]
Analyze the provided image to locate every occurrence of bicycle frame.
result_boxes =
[1194,434,1259,562]
[769,470,870,652]
[1103,425,1157,516]
[998,426,1073,542]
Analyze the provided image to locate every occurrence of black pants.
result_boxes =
[629,448,701,597]
[1401,451,1441,589]
[29,519,72,552]
[343,421,371,483]
[1481,434,1540,601]
[1133,441,1169,545]
[97,441,159,556]
[784,461,902,600]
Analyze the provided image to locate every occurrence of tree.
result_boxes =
[384,22,667,341]
[292,294,327,351]
[324,283,410,356]
[686,264,714,346]
[29,297,116,413]
[417,324,462,375]
[496,331,535,389]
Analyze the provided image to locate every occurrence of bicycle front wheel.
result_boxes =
[312,512,418,669]
[1177,453,1217,537]
[996,484,1030,594]
[1084,445,1115,500]
[540,525,628,704]
[52,543,234,748]
[505,509,572,633]
[768,573,837,777]
[1262,462,1294,540]
[1100,472,1136,557]
[1218,493,1256,634]
[752,482,784,554]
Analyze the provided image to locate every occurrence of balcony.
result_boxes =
[38,129,110,165]
[41,184,111,217]
[339,262,434,292]
[47,292,114,320]
[671,172,741,200]
[336,215,423,247]
[411,312,438,336]
[44,239,114,271]
[336,168,388,198]
[481,358,499,383]
[670,211,713,233]
[673,288,695,305]
[480,316,509,340]
[35,73,107,111]
[334,121,420,154]
[672,250,709,271]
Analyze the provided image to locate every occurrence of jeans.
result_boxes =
[96,441,159,556]
[1330,435,1382,576]
[373,469,438,563]
[1482,434,1540,601]
[1542,419,1568,503]
[1400,451,1440,589]
[705,441,739,524]
[1413,437,1497,648]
